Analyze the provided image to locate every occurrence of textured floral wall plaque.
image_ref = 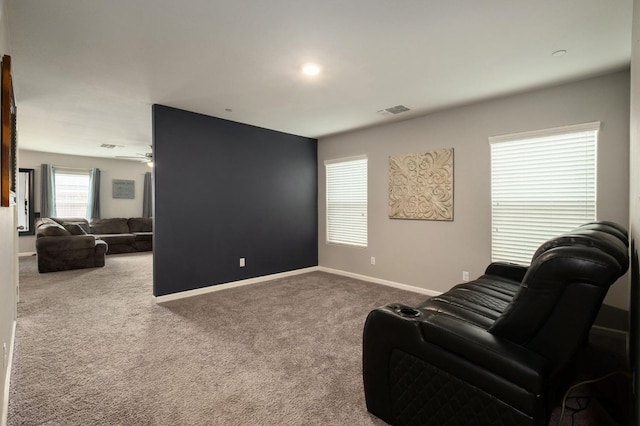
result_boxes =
[388,148,454,220]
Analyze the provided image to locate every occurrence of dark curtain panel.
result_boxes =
[40,163,55,218]
[142,171,152,218]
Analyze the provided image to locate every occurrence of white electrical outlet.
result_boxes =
[462,271,469,281]
[371,257,376,265]
[239,258,245,267]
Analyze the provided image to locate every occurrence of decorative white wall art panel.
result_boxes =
[388,148,454,220]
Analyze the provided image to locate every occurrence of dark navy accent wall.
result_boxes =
[152,104,318,297]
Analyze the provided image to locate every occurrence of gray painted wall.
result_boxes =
[0,0,16,419]
[628,0,639,422]
[318,70,630,310]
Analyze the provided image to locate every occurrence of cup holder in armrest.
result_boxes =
[392,305,421,318]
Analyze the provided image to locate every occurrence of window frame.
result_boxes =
[325,155,368,248]
[53,167,92,219]
[489,121,599,265]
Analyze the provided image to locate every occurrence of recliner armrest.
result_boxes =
[419,312,549,394]
[363,304,551,422]
[485,261,528,282]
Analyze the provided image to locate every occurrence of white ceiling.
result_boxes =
[7,0,634,161]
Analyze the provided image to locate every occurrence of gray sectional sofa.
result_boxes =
[35,217,153,273]
[90,217,153,254]
[35,218,107,273]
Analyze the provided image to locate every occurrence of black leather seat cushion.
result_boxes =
[417,275,520,329]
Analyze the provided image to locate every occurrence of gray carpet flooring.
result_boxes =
[8,254,426,425]
[8,254,630,425]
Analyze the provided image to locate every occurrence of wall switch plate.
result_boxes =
[462,271,469,281]
[240,258,245,267]
[371,257,376,265]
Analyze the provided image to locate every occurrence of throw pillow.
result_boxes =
[63,223,88,235]
[63,221,91,234]
[39,225,72,237]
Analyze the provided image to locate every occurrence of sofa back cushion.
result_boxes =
[90,218,130,234]
[128,217,152,233]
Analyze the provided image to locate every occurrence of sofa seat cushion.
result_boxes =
[128,218,152,232]
[133,240,153,251]
[91,218,130,234]
[132,232,152,242]
[94,233,136,246]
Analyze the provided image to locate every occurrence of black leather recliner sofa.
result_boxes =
[363,221,629,425]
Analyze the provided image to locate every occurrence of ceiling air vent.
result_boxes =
[377,105,411,116]
[100,144,122,149]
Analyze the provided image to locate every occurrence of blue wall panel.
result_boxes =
[153,105,317,296]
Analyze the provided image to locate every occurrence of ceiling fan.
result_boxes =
[116,152,153,168]
[116,152,153,163]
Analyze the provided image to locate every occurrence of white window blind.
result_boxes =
[325,156,368,247]
[490,122,599,265]
[54,168,91,218]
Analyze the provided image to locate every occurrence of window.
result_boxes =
[490,122,598,264]
[325,156,367,247]
[54,168,91,218]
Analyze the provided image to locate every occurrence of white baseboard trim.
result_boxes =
[18,252,35,258]
[317,266,441,297]
[154,266,440,303]
[154,266,320,303]
[1,320,16,426]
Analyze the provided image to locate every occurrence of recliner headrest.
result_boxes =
[578,221,629,247]
[489,246,623,344]
[532,228,629,273]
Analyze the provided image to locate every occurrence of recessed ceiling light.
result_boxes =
[552,50,567,57]
[302,63,321,76]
